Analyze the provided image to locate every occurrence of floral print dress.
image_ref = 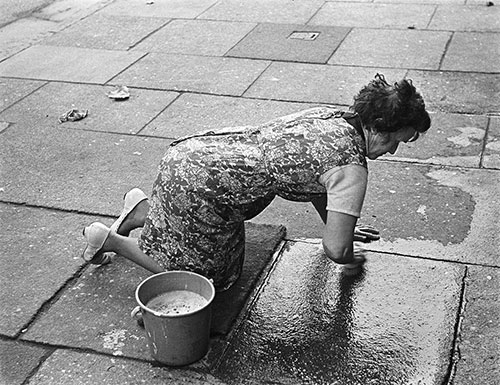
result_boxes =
[139,107,367,291]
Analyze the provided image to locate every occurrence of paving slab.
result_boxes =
[0,204,100,337]
[253,161,500,267]
[0,78,46,113]
[308,2,435,29]
[244,62,405,105]
[383,111,488,167]
[100,0,218,19]
[441,32,500,73]
[0,45,146,84]
[133,19,256,57]
[453,266,499,385]
[198,0,324,24]
[428,5,500,32]
[0,82,179,134]
[214,241,464,384]
[0,339,51,385]
[113,53,269,96]
[226,23,350,64]
[407,70,500,115]
[27,349,226,385]
[483,116,500,169]
[22,223,284,360]
[141,93,315,138]
[329,28,450,70]
[0,18,58,62]
[39,13,169,51]
[363,162,499,266]
[0,121,167,215]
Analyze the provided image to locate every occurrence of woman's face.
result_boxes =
[365,127,418,160]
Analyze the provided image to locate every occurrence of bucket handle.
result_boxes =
[131,306,142,321]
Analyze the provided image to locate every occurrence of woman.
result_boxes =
[82,74,430,291]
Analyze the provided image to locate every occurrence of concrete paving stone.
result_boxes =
[483,116,500,169]
[363,162,499,266]
[27,349,226,385]
[39,13,169,51]
[133,19,256,57]
[0,18,58,62]
[31,0,114,23]
[113,53,269,96]
[0,82,179,134]
[308,2,436,29]
[407,70,500,115]
[0,122,167,215]
[453,266,499,385]
[0,204,102,337]
[0,45,146,84]
[253,161,500,267]
[198,0,324,24]
[214,241,464,384]
[383,111,488,167]
[226,23,350,64]
[441,32,500,73]
[0,78,46,113]
[0,339,51,385]
[428,5,500,32]
[329,28,451,70]
[141,93,316,138]
[22,223,284,360]
[100,0,218,19]
[244,62,406,104]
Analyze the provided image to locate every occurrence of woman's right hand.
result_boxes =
[354,225,380,243]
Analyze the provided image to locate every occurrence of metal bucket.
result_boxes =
[134,271,215,366]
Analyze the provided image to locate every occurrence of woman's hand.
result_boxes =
[354,225,380,243]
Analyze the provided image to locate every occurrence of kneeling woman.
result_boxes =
[82,74,431,291]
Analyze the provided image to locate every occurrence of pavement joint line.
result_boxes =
[134,91,183,136]
[442,266,469,385]
[438,31,455,71]
[0,200,118,220]
[12,263,89,340]
[478,116,492,168]
[126,19,172,52]
[0,80,48,115]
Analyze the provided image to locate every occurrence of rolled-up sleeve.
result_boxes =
[318,164,368,218]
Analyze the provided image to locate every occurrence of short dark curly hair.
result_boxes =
[352,74,431,134]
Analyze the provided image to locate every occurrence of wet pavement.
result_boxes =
[1,0,499,384]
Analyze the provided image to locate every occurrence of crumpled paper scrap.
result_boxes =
[107,85,130,100]
[58,108,88,123]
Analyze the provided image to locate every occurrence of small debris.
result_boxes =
[107,85,130,100]
[146,0,154,4]
[407,25,416,29]
[58,108,88,123]
[133,151,142,156]
[486,1,494,6]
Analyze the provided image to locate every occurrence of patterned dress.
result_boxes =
[139,107,367,291]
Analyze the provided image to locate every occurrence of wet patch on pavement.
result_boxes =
[214,241,464,384]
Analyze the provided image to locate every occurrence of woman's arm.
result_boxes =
[322,210,357,263]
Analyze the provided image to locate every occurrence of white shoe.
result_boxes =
[82,222,111,264]
[110,188,148,235]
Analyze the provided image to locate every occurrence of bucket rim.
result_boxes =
[135,271,215,318]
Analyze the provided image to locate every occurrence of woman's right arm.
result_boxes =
[322,210,357,263]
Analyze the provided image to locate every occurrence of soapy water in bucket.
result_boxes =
[147,290,208,316]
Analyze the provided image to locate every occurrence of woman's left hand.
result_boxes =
[354,225,380,243]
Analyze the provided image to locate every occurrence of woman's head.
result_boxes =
[352,73,431,135]
[352,74,431,159]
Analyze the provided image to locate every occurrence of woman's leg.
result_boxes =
[115,200,149,236]
[103,232,164,274]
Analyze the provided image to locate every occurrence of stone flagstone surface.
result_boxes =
[0,45,145,84]
[214,241,464,384]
